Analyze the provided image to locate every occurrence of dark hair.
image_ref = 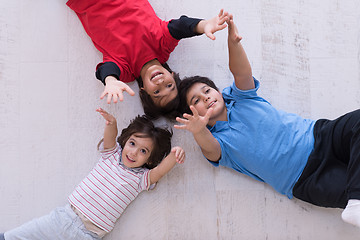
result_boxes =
[117,115,172,169]
[178,75,219,114]
[137,63,182,120]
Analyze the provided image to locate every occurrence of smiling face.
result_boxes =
[121,134,154,168]
[141,63,178,107]
[186,82,227,125]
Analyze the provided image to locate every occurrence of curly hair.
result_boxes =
[178,75,219,115]
[117,115,172,169]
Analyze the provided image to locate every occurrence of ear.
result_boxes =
[145,161,152,169]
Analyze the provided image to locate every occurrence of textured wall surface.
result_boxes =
[1,0,360,239]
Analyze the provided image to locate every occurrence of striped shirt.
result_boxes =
[68,143,151,232]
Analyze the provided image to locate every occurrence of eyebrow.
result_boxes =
[189,85,207,104]
[154,85,176,106]
[129,138,150,152]
[154,85,176,99]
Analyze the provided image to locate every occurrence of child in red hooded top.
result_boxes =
[67,0,229,119]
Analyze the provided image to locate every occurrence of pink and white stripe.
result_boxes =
[68,143,150,232]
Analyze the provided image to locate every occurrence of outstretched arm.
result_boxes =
[149,147,185,184]
[227,15,254,90]
[168,9,229,40]
[96,108,118,150]
[174,106,221,162]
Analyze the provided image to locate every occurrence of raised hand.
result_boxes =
[227,14,242,43]
[96,108,118,149]
[96,108,116,125]
[174,105,214,134]
[171,146,185,164]
[100,76,135,104]
[199,9,229,40]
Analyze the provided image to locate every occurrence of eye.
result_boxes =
[153,90,160,94]
[205,88,210,93]
[140,149,147,154]
[166,83,173,88]
[193,98,199,105]
[129,141,135,146]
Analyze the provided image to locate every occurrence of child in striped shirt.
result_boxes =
[1,109,185,240]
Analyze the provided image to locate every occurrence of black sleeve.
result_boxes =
[168,15,203,40]
[95,62,121,85]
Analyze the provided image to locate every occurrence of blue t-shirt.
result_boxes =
[208,78,315,198]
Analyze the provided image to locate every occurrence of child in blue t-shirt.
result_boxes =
[175,13,360,228]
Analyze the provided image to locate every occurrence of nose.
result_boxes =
[130,148,138,156]
[203,95,210,102]
[155,78,164,84]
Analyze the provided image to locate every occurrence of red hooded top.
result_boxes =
[67,0,180,83]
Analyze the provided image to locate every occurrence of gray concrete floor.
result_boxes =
[1,0,360,239]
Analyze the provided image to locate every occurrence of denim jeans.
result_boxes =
[4,204,101,240]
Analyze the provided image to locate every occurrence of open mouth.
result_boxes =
[150,71,163,81]
[208,100,216,109]
[126,155,135,163]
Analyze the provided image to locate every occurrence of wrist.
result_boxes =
[105,116,117,125]
[195,20,206,34]
[108,120,117,125]
[193,125,209,136]
[105,75,118,85]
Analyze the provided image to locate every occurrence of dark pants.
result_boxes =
[293,109,360,209]
[0,233,4,240]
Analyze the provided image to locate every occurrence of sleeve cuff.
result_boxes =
[168,15,203,40]
[95,62,121,85]
[97,139,118,152]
